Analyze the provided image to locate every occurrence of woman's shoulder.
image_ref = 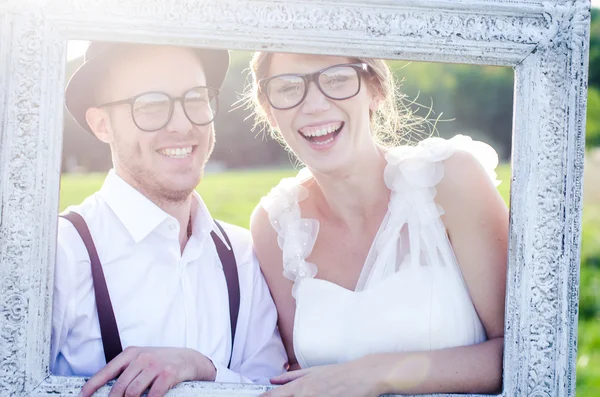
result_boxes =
[258,167,312,221]
[386,134,507,227]
[249,203,277,260]
[252,167,319,283]
[384,134,501,193]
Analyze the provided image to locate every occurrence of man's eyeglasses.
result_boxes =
[97,86,219,132]
[258,63,370,110]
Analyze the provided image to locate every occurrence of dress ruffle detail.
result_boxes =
[260,135,501,295]
[259,168,318,296]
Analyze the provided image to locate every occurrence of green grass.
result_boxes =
[578,200,600,397]
[60,165,514,224]
[60,169,298,227]
[59,164,599,395]
[577,319,600,395]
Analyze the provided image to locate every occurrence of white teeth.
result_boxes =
[300,122,342,137]
[159,146,193,158]
[314,137,334,145]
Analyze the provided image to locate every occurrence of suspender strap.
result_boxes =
[210,221,240,369]
[59,211,123,364]
[60,213,240,370]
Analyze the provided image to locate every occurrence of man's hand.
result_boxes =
[78,346,217,397]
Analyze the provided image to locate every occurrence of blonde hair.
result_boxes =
[244,52,433,148]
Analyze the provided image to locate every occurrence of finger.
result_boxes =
[123,369,160,397]
[270,369,310,385]
[80,352,136,397]
[147,372,178,397]
[107,360,146,397]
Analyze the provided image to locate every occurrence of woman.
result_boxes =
[247,52,508,396]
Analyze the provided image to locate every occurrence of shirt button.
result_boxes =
[169,224,176,230]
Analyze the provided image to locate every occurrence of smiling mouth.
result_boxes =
[157,146,194,159]
[298,122,344,145]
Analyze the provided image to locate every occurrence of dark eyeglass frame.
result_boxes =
[258,62,370,110]
[97,86,220,132]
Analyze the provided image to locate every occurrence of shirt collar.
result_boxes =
[98,170,171,243]
[191,191,231,250]
[98,170,230,249]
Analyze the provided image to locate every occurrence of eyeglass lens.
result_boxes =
[265,65,361,110]
[131,87,218,131]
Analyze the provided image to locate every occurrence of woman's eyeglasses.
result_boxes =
[258,63,370,110]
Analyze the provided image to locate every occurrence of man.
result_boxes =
[52,42,287,397]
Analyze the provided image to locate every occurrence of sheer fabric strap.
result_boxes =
[260,135,501,294]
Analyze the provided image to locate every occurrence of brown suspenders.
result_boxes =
[59,211,240,368]
[210,221,240,369]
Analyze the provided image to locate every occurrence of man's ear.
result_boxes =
[85,107,113,143]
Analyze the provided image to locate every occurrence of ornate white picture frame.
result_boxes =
[0,0,591,396]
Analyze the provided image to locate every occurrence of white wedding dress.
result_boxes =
[260,135,501,368]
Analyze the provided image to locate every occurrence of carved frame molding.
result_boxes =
[0,0,590,396]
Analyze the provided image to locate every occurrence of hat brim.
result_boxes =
[65,45,229,135]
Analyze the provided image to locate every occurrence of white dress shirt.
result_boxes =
[51,170,287,384]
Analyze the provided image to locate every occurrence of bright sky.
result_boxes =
[67,2,600,61]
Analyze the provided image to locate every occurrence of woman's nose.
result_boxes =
[301,82,331,114]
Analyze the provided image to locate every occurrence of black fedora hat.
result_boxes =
[65,41,230,135]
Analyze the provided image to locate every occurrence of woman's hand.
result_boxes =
[261,357,388,397]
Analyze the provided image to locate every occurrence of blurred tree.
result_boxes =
[587,9,599,148]
[61,11,599,172]
[210,51,290,169]
[395,62,513,159]
[589,8,599,91]
[587,87,600,148]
